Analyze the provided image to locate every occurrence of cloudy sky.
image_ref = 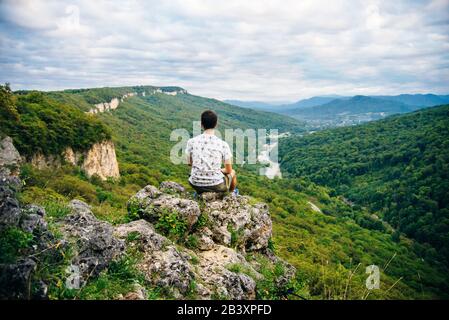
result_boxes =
[0,0,448,102]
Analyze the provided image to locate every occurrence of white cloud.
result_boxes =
[0,0,448,102]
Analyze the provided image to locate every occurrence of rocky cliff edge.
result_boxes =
[0,139,296,300]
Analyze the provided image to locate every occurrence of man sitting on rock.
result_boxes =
[186,110,238,195]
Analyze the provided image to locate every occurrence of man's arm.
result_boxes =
[187,154,192,166]
[222,159,233,174]
[222,142,233,174]
[185,139,192,166]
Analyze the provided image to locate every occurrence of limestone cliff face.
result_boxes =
[30,152,61,170]
[29,140,120,180]
[81,140,120,180]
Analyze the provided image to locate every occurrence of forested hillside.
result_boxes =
[280,105,449,270]
[0,85,111,157]
[1,85,447,299]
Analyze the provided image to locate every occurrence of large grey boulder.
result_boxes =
[128,184,201,230]
[0,164,58,300]
[0,258,36,299]
[0,136,22,176]
[159,181,186,194]
[0,186,21,228]
[115,220,195,297]
[59,200,125,285]
[1,177,295,301]
[195,245,260,299]
[123,182,293,300]
[20,204,48,233]
[201,193,272,252]
[0,162,22,230]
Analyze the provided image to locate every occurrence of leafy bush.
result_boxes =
[126,198,142,222]
[49,175,98,203]
[185,234,199,249]
[75,249,147,300]
[155,210,187,240]
[42,201,71,219]
[192,213,209,231]
[0,227,34,263]
[228,224,244,249]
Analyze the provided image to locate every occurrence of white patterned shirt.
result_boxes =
[186,133,232,186]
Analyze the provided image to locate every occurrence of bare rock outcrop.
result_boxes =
[86,88,188,114]
[195,245,260,299]
[0,162,59,299]
[0,148,295,301]
[122,181,295,299]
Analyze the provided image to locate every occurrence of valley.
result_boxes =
[280,105,449,291]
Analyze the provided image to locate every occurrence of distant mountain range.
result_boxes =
[373,94,449,107]
[285,95,414,118]
[224,96,345,112]
[223,100,279,111]
[225,94,449,128]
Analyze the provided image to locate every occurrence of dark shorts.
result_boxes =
[190,173,233,194]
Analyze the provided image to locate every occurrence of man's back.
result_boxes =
[186,133,232,187]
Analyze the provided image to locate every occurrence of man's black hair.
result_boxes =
[201,110,218,129]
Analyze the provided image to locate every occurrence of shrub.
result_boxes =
[185,234,199,249]
[192,213,209,232]
[49,175,97,203]
[96,188,114,203]
[228,224,244,249]
[42,200,71,219]
[126,198,142,222]
[19,186,67,205]
[267,238,276,251]
[155,210,187,240]
[75,249,147,300]
[0,227,34,263]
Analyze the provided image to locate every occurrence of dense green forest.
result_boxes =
[0,84,111,157]
[1,85,448,299]
[280,105,449,270]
